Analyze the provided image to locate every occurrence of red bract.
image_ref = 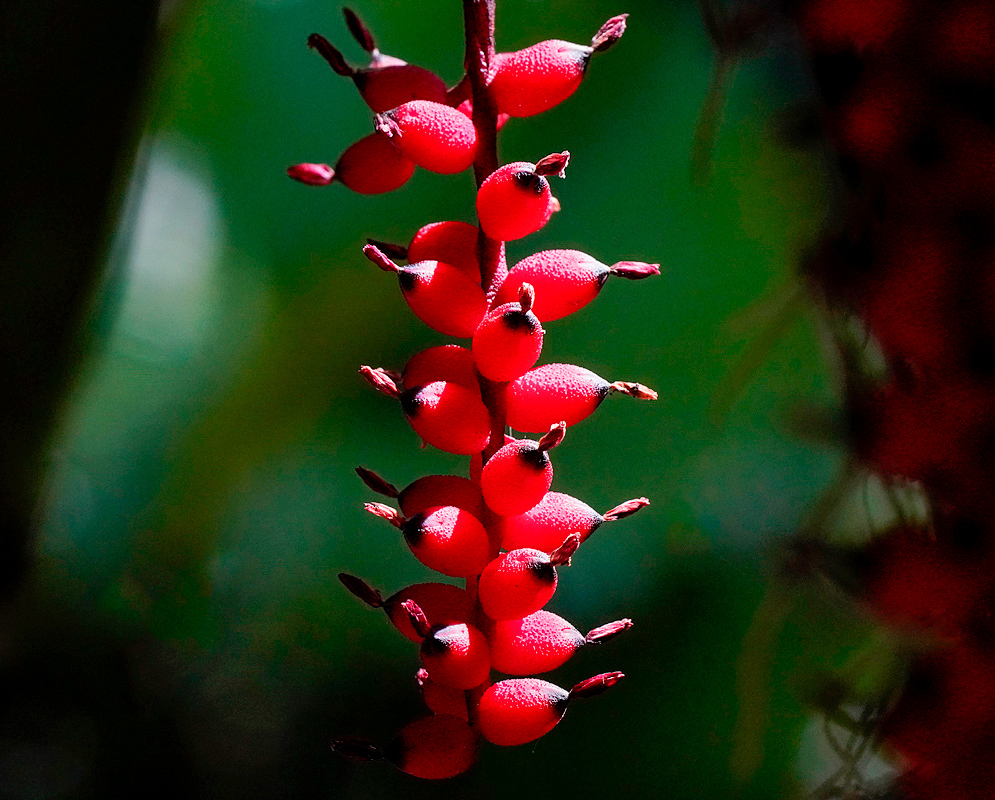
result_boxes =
[495,248,660,321]
[488,15,628,117]
[477,535,580,620]
[497,491,650,552]
[472,285,545,381]
[506,363,657,431]
[364,245,487,337]
[476,153,569,241]
[376,100,478,174]
[480,424,565,516]
[477,672,624,746]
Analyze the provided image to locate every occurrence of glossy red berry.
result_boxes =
[495,249,661,321]
[403,345,479,389]
[384,715,479,779]
[476,153,569,241]
[497,491,650,552]
[375,100,478,174]
[338,574,474,644]
[333,133,418,195]
[480,424,565,516]
[477,672,624,746]
[488,15,628,117]
[472,285,545,382]
[307,32,448,113]
[402,381,490,455]
[477,535,579,621]
[364,245,487,338]
[506,363,658,431]
[398,475,487,521]
[469,434,513,483]
[406,221,481,278]
[488,610,632,675]
[405,603,492,689]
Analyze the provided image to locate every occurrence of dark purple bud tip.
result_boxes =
[307,34,354,76]
[364,502,405,529]
[401,599,432,638]
[366,238,409,261]
[610,381,658,400]
[355,466,399,498]
[591,14,628,52]
[585,618,633,645]
[610,261,661,279]
[602,497,651,522]
[331,737,384,762]
[569,671,625,700]
[550,533,581,566]
[338,573,385,607]
[287,163,334,186]
[343,8,376,54]
[537,421,567,453]
[359,366,401,398]
[535,152,570,178]
[518,282,536,315]
[363,244,400,273]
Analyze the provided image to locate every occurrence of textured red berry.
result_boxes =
[403,345,479,389]
[384,715,479,779]
[401,381,490,455]
[489,610,632,675]
[406,221,481,279]
[365,245,487,337]
[488,16,627,117]
[472,285,545,381]
[398,474,487,520]
[375,100,478,174]
[506,363,658,432]
[416,618,492,689]
[477,672,623,746]
[496,492,650,552]
[399,505,493,578]
[476,153,569,241]
[456,99,511,129]
[480,425,564,516]
[495,249,661,321]
[470,434,513,483]
[477,536,578,621]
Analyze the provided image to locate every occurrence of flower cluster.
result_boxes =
[782,0,995,797]
[289,4,660,780]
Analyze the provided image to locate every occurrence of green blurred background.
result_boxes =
[4,0,872,796]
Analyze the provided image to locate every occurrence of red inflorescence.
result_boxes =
[306,4,649,781]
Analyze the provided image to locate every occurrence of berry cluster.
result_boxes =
[777,1,995,797]
[289,4,659,779]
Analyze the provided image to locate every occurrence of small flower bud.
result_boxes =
[286,162,334,186]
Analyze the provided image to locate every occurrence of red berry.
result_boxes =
[406,221,481,279]
[488,16,627,117]
[338,574,474,644]
[384,715,479,779]
[365,245,487,337]
[418,619,492,689]
[417,669,469,720]
[477,536,578,621]
[307,32,448,113]
[477,672,623,746]
[403,345,479,389]
[495,249,661,321]
[489,611,632,675]
[470,434,513,483]
[507,363,658,432]
[332,133,417,195]
[401,381,491,455]
[398,474,486,521]
[399,505,493,578]
[375,100,478,174]
[480,425,565,516]
[496,492,649,552]
[476,153,569,241]
[472,285,544,381]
